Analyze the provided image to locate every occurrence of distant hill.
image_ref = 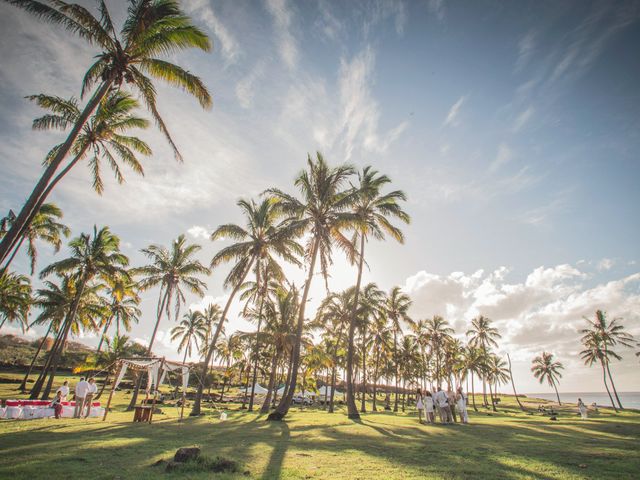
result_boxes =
[0,334,95,371]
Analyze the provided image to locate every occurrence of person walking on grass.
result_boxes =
[416,388,425,424]
[49,391,64,419]
[456,387,469,424]
[83,378,98,418]
[578,398,588,419]
[73,378,89,418]
[424,391,435,423]
[56,381,69,402]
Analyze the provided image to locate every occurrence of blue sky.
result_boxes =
[1,0,639,393]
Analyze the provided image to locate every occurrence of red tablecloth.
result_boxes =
[4,400,100,407]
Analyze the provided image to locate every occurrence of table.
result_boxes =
[133,405,152,422]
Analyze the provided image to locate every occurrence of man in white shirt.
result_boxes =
[56,381,70,401]
[434,387,452,424]
[73,377,89,418]
[83,378,98,418]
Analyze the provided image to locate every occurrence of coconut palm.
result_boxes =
[466,315,501,407]
[580,330,619,412]
[581,310,634,409]
[171,310,207,365]
[370,311,392,411]
[0,271,32,333]
[191,197,304,416]
[1,203,70,275]
[31,225,129,399]
[0,0,212,266]
[531,352,564,405]
[487,354,509,411]
[344,166,409,419]
[96,274,141,353]
[356,283,384,413]
[264,153,357,420]
[424,315,453,389]
[383,286,413,412]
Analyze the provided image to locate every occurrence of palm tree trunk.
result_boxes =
[552,381,561,405]
[328,366,337,413]
[604,359,624,409]
[269,239,320,421]
[346,235,366,419]
[191,256,256,416]
[0,81,111,267]
[471,372,478,411]
[372,346,380,412]
[249,267,266,412]
[506,353,525,411]
[261,351,280,413]
[96,315,114,354]
[18,323,53,391]
[393,331,399,412]
[600,360,618,412]
[360,327,368,414]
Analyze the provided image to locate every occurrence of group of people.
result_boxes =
[49,378,98,419]
[415,386,469,425]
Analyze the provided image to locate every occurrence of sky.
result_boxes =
[1,0,639,395]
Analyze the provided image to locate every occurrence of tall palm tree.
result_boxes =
[191,197,303,416]
[487,354,509,411]
[370,311,392,411]
[0,271,32,333]
[466,315,501,407]
[383,286,413,412]
[171,310,207,365]
[356,283,384,414]
[531,351,564,405]
[0,0,212,267]
[345,167,410,419]
[96,274,141,353]
[580,330,619,412]
[32,226,128,398]
[1,203,70,274]
[265,153,357,420]
[581,310,634,409]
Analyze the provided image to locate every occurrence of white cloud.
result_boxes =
[184,0,241,64]
[235,61,266,108]
[363,0,408,37]
[187,225,211,240]
[443,95,466,127]
[514,30,536,72]
[489,142,513,172]
[597,258,614,271]
[265,0,298,70]
[512,106,534,132]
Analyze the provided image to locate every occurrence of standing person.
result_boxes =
[456,387,469,424]
[49,391,64,419]
[416,388,425,424]
[447,388,458,423]
[578,398,588,419]
[73,377,89,418]
[424,391,435,424]
[56,380,70,401]
[434,387,452,424]
[83,378,98,418]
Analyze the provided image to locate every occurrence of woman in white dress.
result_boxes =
[456,387,469,424]
[578,398,588,419]
[424,391,435,424]
[416,388,425,424]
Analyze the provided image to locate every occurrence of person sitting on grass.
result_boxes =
[49,391,64,419]
[416,388,425,424]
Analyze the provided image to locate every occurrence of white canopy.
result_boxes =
[241,383,270,395]
[317,386,343,397]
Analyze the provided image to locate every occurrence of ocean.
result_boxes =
[523,392,640,409]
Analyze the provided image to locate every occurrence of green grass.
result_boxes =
[1,373,639,479]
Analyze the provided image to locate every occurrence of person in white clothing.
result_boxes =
[56,381,70,401]
[578,398,588,419]
[424,391,435,423]
[83,378,98,418]
[73,377,89,418]
[434,387,452,423]
[456,387,469,424]
[415,388,425,424]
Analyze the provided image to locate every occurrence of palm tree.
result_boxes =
[171,310,207,365]
[31,225,129,399]
[384,286,413,412]
[1,203,70,274]
[265,153,357,420]
[506,353,525,411]
[580,330,619,412]
[0,0,212,267]
[370,312,392,411]
[487,354,509,411]
[191,197,303,416]
[531,351,564,405]
[0,271,32,333]
[466,315,501,407]
[96,274,141,353]
[581,310,634,409]
[345,167,409,419]
[424,315,453,390]
[356,283,384,414]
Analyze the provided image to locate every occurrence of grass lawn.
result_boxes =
[1,373,639,479]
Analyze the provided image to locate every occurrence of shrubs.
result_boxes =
[153,447,240,474]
